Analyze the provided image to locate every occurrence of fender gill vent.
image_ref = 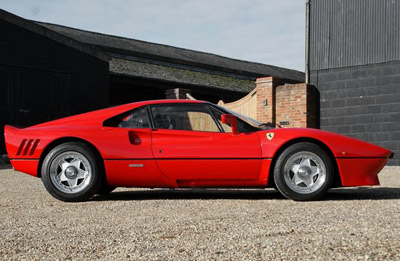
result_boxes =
[29,139,40,156]
[16,139,27,156]
[16,139,40,156]
[23,139,33,155]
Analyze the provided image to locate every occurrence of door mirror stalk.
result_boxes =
[221,114,238,135]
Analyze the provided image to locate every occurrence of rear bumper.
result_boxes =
[10,159,39,177]
[337,157,389,186]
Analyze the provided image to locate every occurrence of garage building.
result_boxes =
[309,0,400,165]
[0,9,304,155]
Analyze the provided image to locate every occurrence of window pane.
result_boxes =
[187,111,220,132]
[118,107,150,128]
[151,105,220,132]
[210,106,258,133]
[210,107,232,133]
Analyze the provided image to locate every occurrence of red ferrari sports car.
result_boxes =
[4,100,392,202]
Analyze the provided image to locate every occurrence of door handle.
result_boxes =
[128,131,142,145]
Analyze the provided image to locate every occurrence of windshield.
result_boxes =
[214,104,265,129]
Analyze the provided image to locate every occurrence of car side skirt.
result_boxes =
[104,160,177,187]
[104,159,272,188]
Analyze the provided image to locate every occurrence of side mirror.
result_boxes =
[221,114,238,135]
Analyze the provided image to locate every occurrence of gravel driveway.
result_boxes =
[1,166,400,260]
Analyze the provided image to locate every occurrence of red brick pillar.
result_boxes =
[275,83,307,128]
[255,77,282,124]
[165,88,192,99]
[274,83,318,128]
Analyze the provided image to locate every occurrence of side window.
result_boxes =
[117,107,150,128]
[210,107,232,133]
[151,104,220,132]
[210,106,257,133]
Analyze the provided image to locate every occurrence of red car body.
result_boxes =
[4,100,392,200]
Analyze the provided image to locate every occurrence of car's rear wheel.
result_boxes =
[273,142,333,201]
[41,142,102,202]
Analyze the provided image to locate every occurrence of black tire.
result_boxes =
[41,142,103,202]
[273,142,334,201]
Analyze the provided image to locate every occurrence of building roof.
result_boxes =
[37,22,305,83]
[110,58,255,93]
[1,8,304,93]
[0,9,108,62]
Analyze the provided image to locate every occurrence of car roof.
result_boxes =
[128,99,207,106]
[108,99,208,113]
[28,99,209,129]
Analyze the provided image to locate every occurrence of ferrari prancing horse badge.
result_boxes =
[266,132,274,140]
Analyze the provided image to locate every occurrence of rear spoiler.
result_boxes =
[4,125,23,159]
[4,125,21,132]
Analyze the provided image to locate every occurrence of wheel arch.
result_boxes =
[37,137,105,178]
[267,137,341,188]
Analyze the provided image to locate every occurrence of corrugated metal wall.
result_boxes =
[310,0,400,70]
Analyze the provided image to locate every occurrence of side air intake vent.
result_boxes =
[16,139,40,156]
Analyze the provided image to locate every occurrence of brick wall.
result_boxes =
[255,77,279,124]
[276,83,307,127]
[255,77,317,128]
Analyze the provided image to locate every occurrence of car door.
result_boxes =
[150,103,262,181]
[99,106,174,187]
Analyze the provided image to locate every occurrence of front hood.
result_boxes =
[257,128,392,159]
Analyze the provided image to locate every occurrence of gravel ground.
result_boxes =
[1,166,400,260]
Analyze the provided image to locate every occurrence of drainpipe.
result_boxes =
[305,0,311,84]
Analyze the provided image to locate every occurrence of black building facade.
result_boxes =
[0,10,109,155]
[310,0,400,165]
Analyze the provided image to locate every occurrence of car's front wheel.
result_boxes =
[41,142,102,202]
[273,142,334,201]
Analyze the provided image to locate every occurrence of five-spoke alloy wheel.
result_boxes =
[273,142,334,201]
[41,142,102,202]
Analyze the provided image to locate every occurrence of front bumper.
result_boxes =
[336,157,389,186]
